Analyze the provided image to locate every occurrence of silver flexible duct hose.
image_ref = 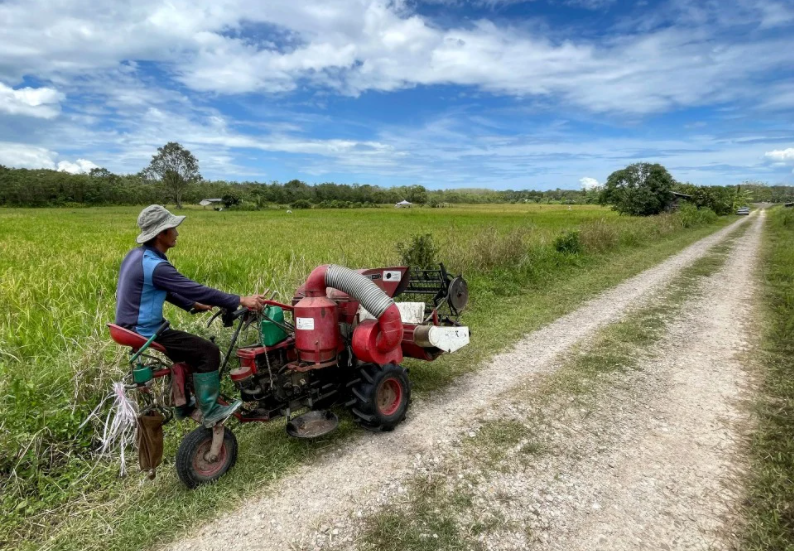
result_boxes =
[325,264,394,318]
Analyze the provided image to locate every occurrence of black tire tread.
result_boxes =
[349,363,411,432]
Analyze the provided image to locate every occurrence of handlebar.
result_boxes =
[207,306,250,328]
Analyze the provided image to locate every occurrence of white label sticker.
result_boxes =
[296,317,315,330]
[383,270,402,282]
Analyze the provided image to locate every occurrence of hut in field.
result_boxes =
[667,191,692,212]
[395,199,412,208]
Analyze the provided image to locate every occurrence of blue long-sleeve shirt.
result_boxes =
[115,245,240,336]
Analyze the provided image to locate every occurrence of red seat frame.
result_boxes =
[107,323,167,353]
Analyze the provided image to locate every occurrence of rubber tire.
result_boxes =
[350,363,411,431]
[175,426,238,489]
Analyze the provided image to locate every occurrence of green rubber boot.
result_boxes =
[193,371,242,428]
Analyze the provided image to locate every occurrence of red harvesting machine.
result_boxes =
[109,263,469,487]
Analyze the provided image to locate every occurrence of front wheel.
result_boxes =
[175,426,238,489]
[350,363,411,431]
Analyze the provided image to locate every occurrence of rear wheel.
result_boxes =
[175,426,238,489]
[350,363,411,431]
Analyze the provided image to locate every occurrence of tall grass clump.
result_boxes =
[742,206,794,550]
[579,218,619,253]
[443,226,534,272]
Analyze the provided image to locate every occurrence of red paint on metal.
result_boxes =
[375,303,403,352]
[192,439,228,477]
[352,319,403,365]
[107,323,167,353]
[294,294,339,365]
[376,377,403,416]
[230,364,253,382]
[261,299,294,311]
[303,264,330,296]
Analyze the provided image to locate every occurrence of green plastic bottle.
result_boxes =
[260,305,288,346]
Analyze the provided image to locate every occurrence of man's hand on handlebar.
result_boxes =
[191,302,213,312]
[240,294,268,311]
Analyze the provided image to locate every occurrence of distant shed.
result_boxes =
[668,191,692,212]
[200,198,223,207]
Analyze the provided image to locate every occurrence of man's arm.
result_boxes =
[166,291,195,311]
[152,262,240,311]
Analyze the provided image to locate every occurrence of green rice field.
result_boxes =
[0,203,729,550]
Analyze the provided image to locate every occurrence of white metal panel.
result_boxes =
[358,302,425,324]
[427,326,470,353]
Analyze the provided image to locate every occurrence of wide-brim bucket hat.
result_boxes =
[136,205,186,244]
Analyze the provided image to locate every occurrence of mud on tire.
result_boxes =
[175,426,238,489]
[349,363,411,431]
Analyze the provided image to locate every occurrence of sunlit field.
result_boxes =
[0,203,729,549]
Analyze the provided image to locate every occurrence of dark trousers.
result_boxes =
[155,329,220,374]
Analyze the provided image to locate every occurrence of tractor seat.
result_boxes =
[107,323,167,353]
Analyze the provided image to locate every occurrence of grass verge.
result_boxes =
[742,207,794,550]
[354,220,749,551]
[6,214,736,551]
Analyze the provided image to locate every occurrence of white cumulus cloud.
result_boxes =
[0,81,64,118]
[764,148,794,163]
[0,0,791,115]
[0,142,58,168]
[580,176,599,189]
[57,158,99,173]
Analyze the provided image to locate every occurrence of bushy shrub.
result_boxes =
[396,233,438,269]
[676,203,717,228]
[227,200,259,211]
[553,230,582,254]
[290,199,312,209]
[221,192,241,208]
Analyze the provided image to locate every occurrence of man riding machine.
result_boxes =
[115,205,265,430]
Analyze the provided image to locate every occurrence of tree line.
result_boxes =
[0,164,595,208]
[1,142,792,209]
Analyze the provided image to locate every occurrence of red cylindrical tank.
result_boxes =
[293,295,339,366]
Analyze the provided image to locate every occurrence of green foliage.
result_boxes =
[553,229,582,254]
[742,207,794,550]
[676,203,718,228]
[600,162,676,216]
[143,142,201,209]
[290,199,312,209]
[221,192,241,208]
[5,161,790,211]
[396,233,438,269]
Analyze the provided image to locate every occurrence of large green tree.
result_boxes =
[599,162,676,216]
[143,142,201,208]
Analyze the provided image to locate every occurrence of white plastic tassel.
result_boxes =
[81,381,139,476]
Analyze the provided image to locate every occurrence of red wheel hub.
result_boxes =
[376,377,403,416]
[192,438,228,477]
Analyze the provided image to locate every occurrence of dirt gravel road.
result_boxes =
[167,214,758,551]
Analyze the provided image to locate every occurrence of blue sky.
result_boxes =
[0,0,793,190]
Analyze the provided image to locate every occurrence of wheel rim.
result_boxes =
[192,437,228,478]
[376,377,403,416]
